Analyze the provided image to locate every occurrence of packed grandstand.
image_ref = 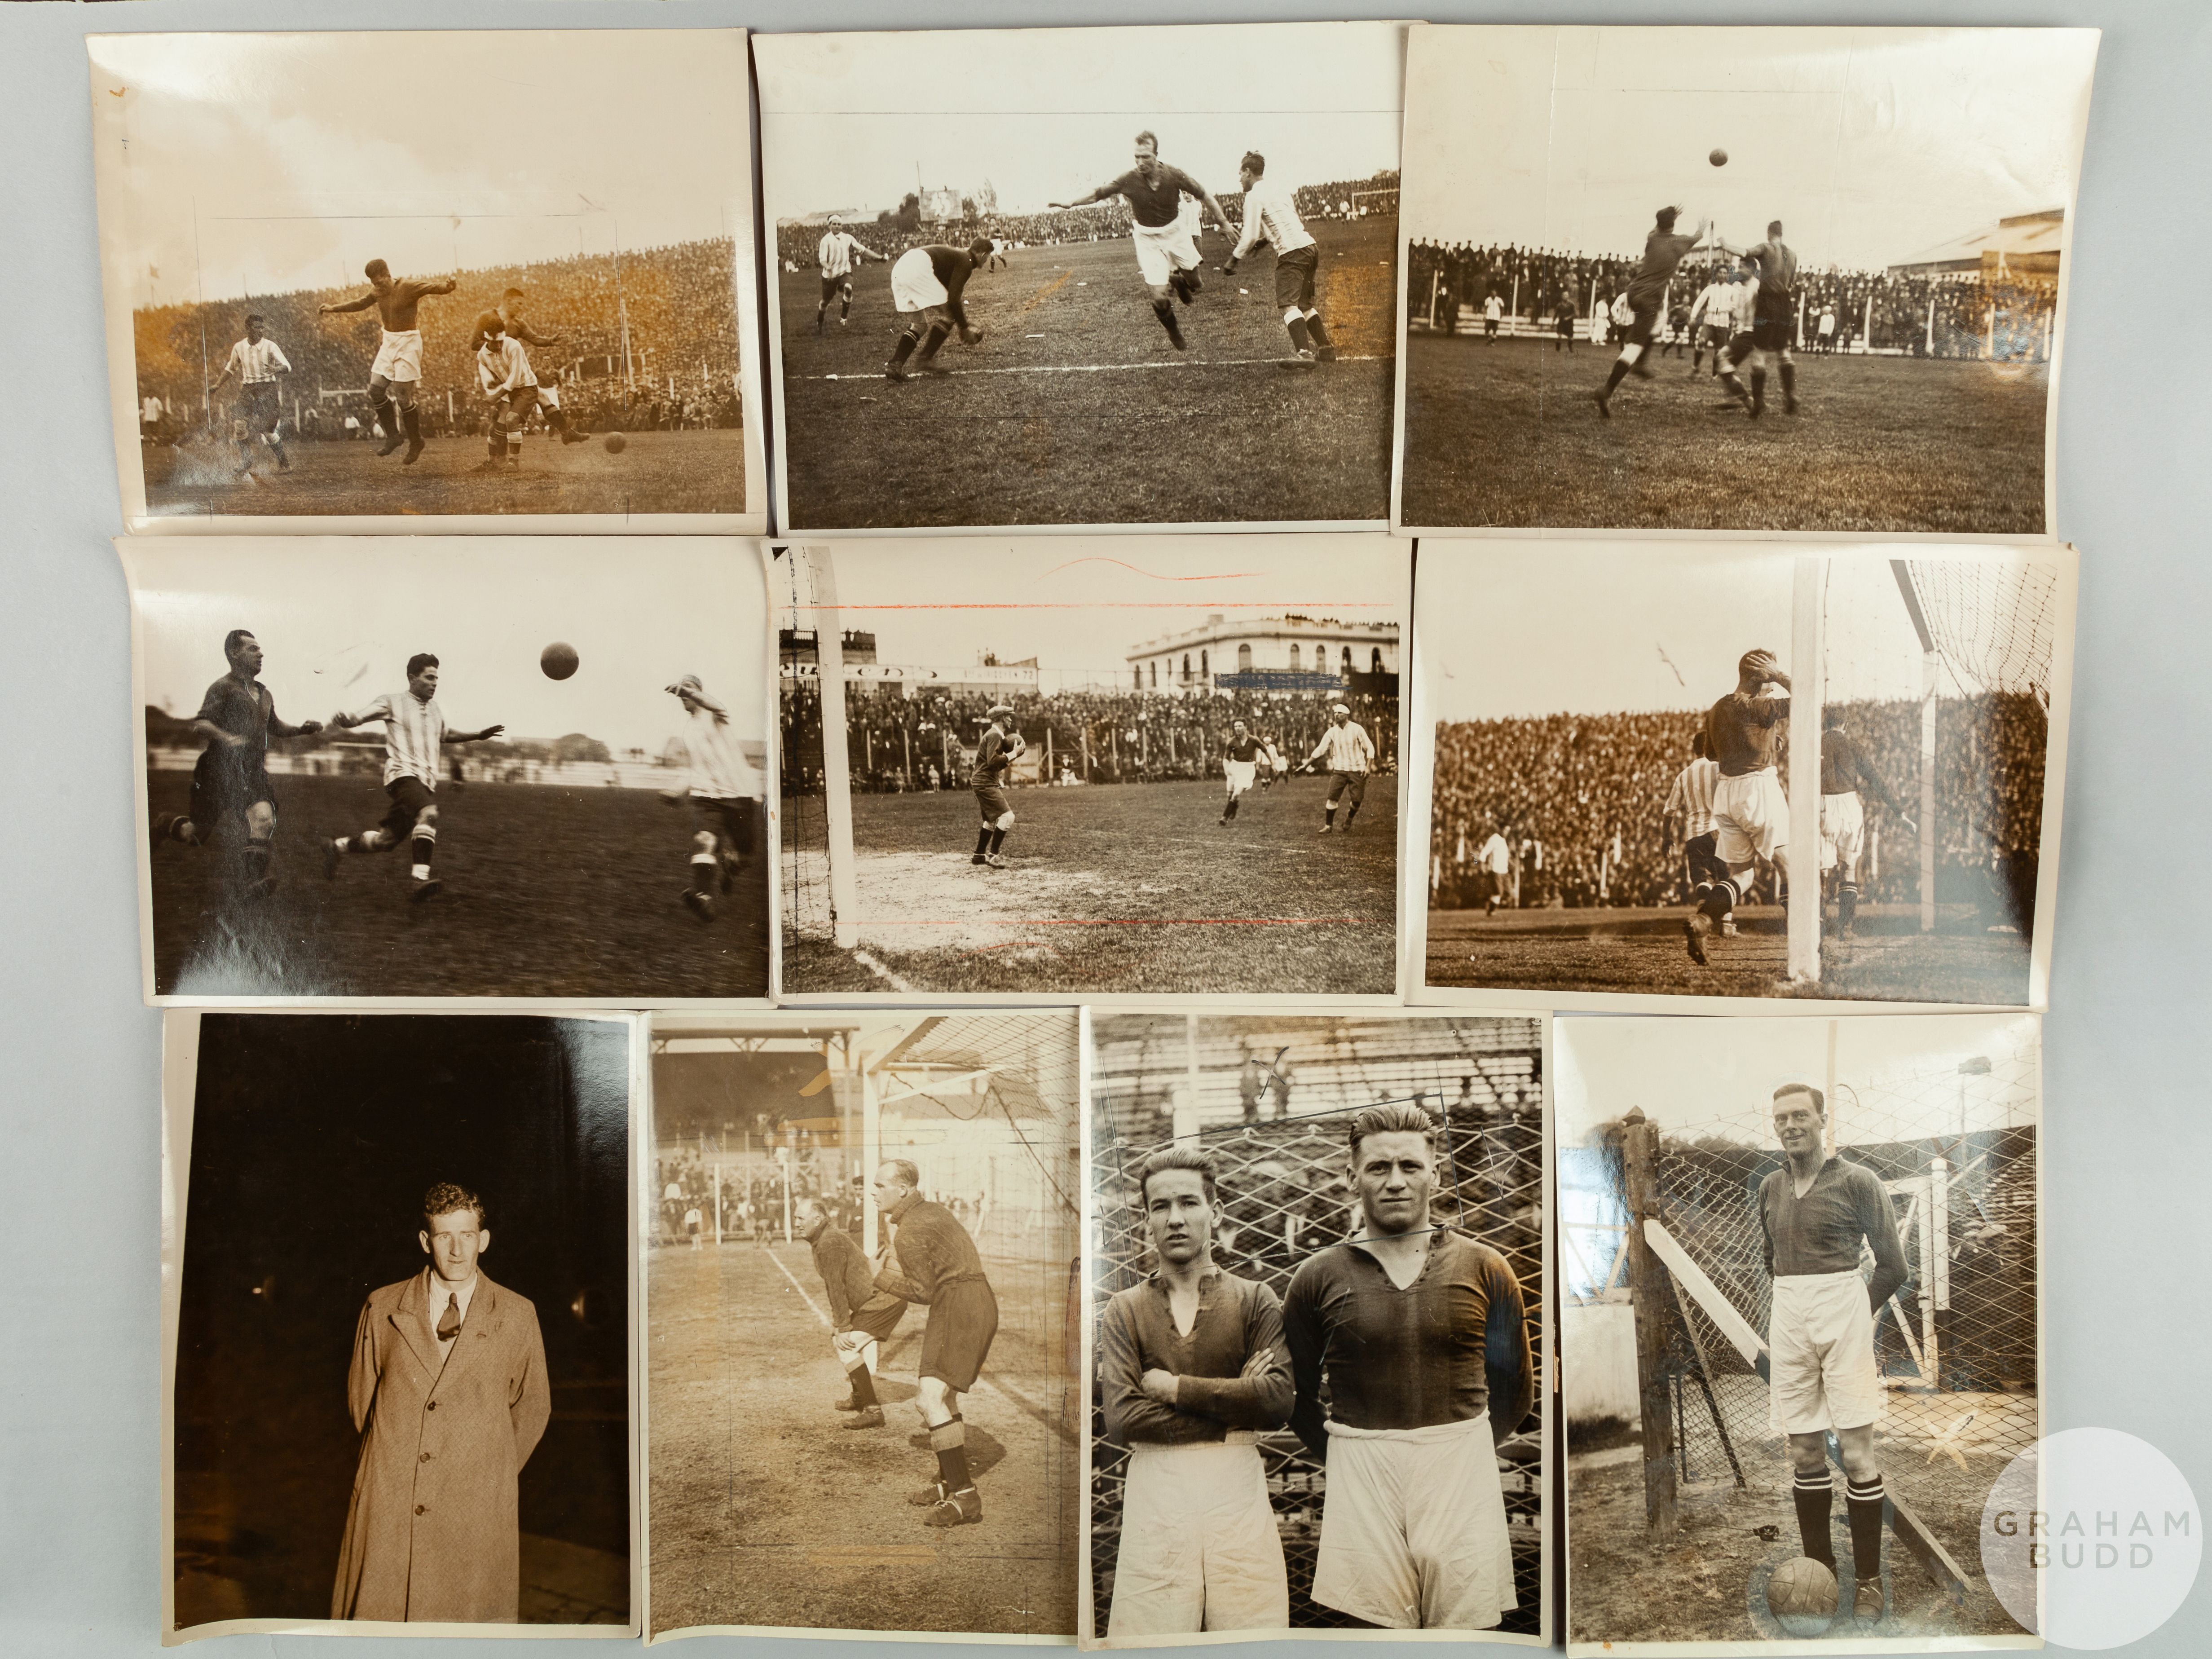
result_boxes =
[131,238,745,437]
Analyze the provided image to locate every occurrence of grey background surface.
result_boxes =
[1,1,2203,1655]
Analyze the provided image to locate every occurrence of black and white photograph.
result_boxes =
[126,538,770,1003]
[775,539,1407,1001]
[1084,1013,1547,1645]
[644,1011,1081,1640]
[755,24,1405,533]
[161,1011,636,1640]
[1555,1013,2041,1651]
[89,31,765,534]
[1410,543,2073,1012]
[1394,25,2098,536]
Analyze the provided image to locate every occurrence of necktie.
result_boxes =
[437,1293,461,1342]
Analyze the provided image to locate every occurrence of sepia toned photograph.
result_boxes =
[89,31,764,534]
[775,539,1407,1001]
[1084,1012,1547,1645]
[755,24,1405,532]
[1394,25,2098,536]
[643,1011,1081,1640]
[161,1011,637,1641]
[1410,544,2073,1012]
[1555,1013,2041,1651]
[126,538,770,1003]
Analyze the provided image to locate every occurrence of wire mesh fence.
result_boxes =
[1088,1015,1545,1634]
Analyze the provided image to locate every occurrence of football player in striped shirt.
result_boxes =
[1661,730,1731,934]
[473,314,543,472]
[210,314,293,477]
[467,289,584,446]
[322,654,505,903]
[1051,132,1234,352]
[815,221,888,334]
[1304,703,1376,835]
[1219,151,1336,364]
[661,674,761,924]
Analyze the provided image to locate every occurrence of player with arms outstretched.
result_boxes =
[211,313,293,477]
[321,653,504,904]
[1591,205,1710,418]
[1684,649,1790,964]
[319,259,458,464]
[661,673,761,924]
[884,237,994,382]
[815,222,888,333]
[1219,150,1337,365]
[467,288,584,446]
[1051,131,1234,353]
[152,628,323,900]
[968,703,1024,868]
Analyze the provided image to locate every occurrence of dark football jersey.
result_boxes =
[1225,735,1264,763]
[1104,164,1205,229]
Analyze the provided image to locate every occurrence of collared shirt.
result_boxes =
[1231,176,1314,261]
[224,336,292,384]
[875,1192,987,1305]
[1309,720,1375,775]
[811,1222,903,1329]
[1282,1230,1534,1458]
[818,231,864,278]
[1105,163,1207,229]
[678,706,758,802]
[348,690,449,787]
[1705,689,1789,778]
[195,673,278,758]
[424,1268,479,1357]
[1098,1265,1293,1447]
[1758,1156,1908,1309]
[476,335,535,394]
[1665,757,1721,839]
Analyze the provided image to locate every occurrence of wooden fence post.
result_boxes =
[1617,1107,1679,1543]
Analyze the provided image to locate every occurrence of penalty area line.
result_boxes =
[802,354,1385,382]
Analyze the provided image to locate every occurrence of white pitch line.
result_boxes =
[801,353,1385,382]
[766,1245,833,1329]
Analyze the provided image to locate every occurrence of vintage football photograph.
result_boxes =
[775,538,1407,1001]
[126,538,770,1002]
[644,1011,1081,1640]
[1085,1012,1547,1646]
[1412,543,2073,1011]
[1555,1013,2041,1651]
[755,24,1406,531]
[89,31,764,533]
[161,1011,636,1640]
[1394,25,2098,535]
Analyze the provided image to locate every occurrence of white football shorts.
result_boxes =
[1223,759,1257,797]
[890,248,949,314]
[1713,767,1789,866]
[1769,1268,1883,1435]
[1132,218,1203,287]
[369,329,424,383]
[1819,790,1865,877]
[1313,1412,1514,1631]
[1108,1438,1289,1637]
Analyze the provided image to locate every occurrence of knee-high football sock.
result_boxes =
[1838,883,1859,932]
[846,1361,877,1409]
[691,850,718,896]
[487,429,504,461]
[1793,1469,1837,1567]
[1305,313,1333,352]
[242,837,271,886]
[987,827,1007,855]
[916,322,951,363]
[973,826,992,857]
[1287,316,1313,353]
[1152,299,1179,337]
[1603,358,1634,396]
[1846,1475,1886,1581]
[410,829,436,882]
[1224,796,1239,820]
[931,1416,972,1492]
[1750,366,1768,411]
[889,332,920,372]
[1779,360,1798,405]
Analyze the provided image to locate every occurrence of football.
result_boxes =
[603,432,628,454]
[1767,1555,1838,1620]
[1710,147,1729,167]
[540,641,580,681]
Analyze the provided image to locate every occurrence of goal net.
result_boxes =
[1088,1015,1546,1636]
[778,547,838,944]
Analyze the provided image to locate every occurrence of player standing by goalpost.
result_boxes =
[1683,650,1791,966]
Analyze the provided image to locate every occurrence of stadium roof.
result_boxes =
[1888,209,2064,277]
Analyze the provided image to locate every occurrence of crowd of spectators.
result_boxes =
[1428,693,2048,910]
[1407,240,2058,361]
[132,238,745,438]
[780,682,1400,796]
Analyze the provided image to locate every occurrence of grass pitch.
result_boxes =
[777,220,1399,528]
[647,1240,1079,1637]
[1400,334,2048,533]
[782,776,1398,997]
[1427,903,2029,1005]
[142,425,747,519]
[146,773,768,998]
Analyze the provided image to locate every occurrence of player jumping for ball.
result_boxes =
[1684,650,1790,964]
[320,259,459,464]
[1716,220,1801,417]
[1219,719,1267,825]
[211,313,293,477]
[1591,205,1710,418]
[816,222,888,333]
[1051,131,1234,353]
[968,704,1023,868]
[1099,1146,1294,1636]
[871,1159,1000,1529]
[1282,1103,1533,1629]
[467,289,585,446]
[1306,702,1375,835]
[798,1198,908,1433]
[1763,1082,1909,1626]
[884,238,994,382]
[1219,150,1337,365]
[1817,709,1911,941]
[152,628,324,901]
[661,675,760,924]
[321,653,504,904]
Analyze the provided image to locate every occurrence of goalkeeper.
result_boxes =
[969,704,1026,869]
[885,237,994,382]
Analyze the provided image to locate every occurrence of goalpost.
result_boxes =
[785,547,859,951]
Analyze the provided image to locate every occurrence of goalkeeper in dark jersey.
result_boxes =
[1592,204,1709,419]
[968,703,1024,869]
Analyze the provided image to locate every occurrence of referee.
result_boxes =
[1304,702,1376,836]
